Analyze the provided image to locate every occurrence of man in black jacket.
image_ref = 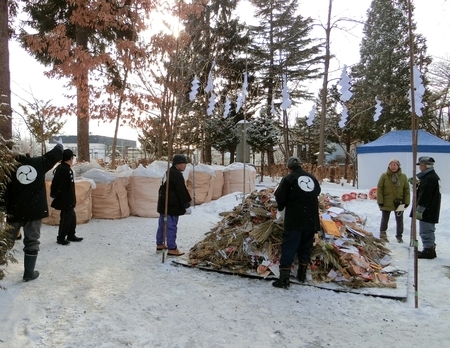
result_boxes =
[156,154,192,256]
[273,156,321,289]
[414,156,441,259]
[50,149,83,245]
[2,140,63,281]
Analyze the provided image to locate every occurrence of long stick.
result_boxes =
[407,0,419,308]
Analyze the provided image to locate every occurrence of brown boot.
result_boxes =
[156,244,166,252]
[379,231,389,242]
[168,249,185,256]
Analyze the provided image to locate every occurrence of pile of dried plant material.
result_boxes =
[188,189,398,289]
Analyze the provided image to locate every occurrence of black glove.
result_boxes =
[378,204,383,210]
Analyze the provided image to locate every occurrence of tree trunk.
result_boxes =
[318,0,332,166]
[0,1,12,139]
[76,25,90,162]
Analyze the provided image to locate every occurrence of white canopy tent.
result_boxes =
[356,130,450,193]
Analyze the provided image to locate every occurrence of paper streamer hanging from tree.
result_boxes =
[205,61,215,94]
[338,65,353,102]
[373,97,382,121]
[306,105,315,126]
[189,75,200,101]
[281,74,292,110]
[270,100,276,115]
[223,97,231,118]
[236,72,248,113]
[408,65,425,117]
[339,105,348,128]
[207,92,216,116]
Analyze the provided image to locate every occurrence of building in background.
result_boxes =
[49,135,140,163]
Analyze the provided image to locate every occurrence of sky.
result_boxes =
[1,175,450,347]
[8,0,450,141]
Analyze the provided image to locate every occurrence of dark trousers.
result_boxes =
[10,220,41,253]
[380,210,404,236]
[280,228,315,268]
[58,208,77,239]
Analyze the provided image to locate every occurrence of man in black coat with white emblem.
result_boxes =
[273,156,321,289]
[2,139,63,281]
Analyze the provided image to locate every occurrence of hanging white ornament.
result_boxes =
[236,72,248,113]
[207,92,216,116]
[373,97,382,121]
[189,75,200,101]
[281,74,292,110]
[408,64,425,117]
[205,61,216,94]
[271,100,276,115]
[338,65,353,102]
[223,97,231,118]
[339,105,348,128]
[306,105,315,126]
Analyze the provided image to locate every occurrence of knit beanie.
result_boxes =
[389,158,401,167]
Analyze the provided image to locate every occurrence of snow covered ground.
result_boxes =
[1,179,450,348]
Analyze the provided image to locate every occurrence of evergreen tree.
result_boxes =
[205,114,239,165]
[350,0,431,141]
[246,107,280,180]
[0,138,18,288]
[248,0,322,163]
[180,0,251,164]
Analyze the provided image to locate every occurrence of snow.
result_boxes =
[1,178,450,347]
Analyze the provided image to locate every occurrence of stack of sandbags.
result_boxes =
[187,164,216,205]
[211,165,224,200]
[83,168,130,219]
[127,164,163,218]
[42,179,95,226]
[222,162,256,195]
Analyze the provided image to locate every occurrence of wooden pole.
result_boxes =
[407,0,419,308]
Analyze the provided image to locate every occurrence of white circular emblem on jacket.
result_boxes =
[16,165,37,185]
[298,176,315,192]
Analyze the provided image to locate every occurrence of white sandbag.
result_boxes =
[42,180,94,226]
[211,165,225,200]
[127,176,161,218]
[92,179,130,219]
[222,162,256,195]
[187,164,216,205]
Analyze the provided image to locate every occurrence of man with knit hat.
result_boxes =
[272,156,321,289]
[412,156,441,259]
[50,149,83,245]
[156,154,192,256]
[377,158,410,243]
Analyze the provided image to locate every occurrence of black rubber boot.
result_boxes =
[57,237,70,245]
[297,263,308,283]
[418,247,437,259]
[67,235,83,242]
[23,253,40,281]
[272,268,291,289]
